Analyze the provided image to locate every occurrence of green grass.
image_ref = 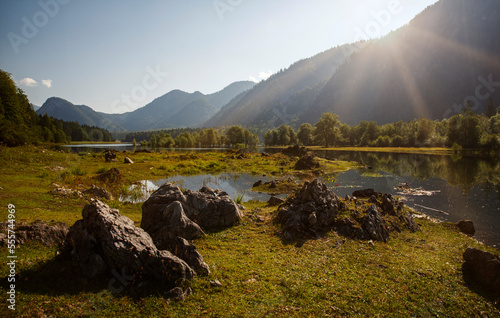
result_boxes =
[0,145,498,317]
[0,204,498,317]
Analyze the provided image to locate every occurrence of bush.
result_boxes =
[451,143,463,153]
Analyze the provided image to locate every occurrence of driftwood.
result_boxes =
[395,183,440,196]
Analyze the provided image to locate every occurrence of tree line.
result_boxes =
[140,126,260,149]
[0,69,112,146]
[264,103,500,150]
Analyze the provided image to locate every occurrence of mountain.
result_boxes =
[37,97,126,132]
[111,80,255,130]
[31,104,40,112]
[38,81,255,131]
[204,0,500,128]
[308,0,500,125]
[206,81,257,110]
[203,43,363,128]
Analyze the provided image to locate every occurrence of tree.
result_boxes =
[416,117,435,145]
[226,126,245,147]
[297,123,314,146]
[200,128,220,147]
[277,124,292,146]
[314,113,340,147]
[264,129,278,146]
[485,98,496,118]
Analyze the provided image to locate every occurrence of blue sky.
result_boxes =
[0,0,438,113]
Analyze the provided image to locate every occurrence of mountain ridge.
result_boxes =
[37,80,255,131]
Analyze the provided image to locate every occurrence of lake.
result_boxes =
[68,144,500,247]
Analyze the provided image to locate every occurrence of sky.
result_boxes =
[0,0,439,114]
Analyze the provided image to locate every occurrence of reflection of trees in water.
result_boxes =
[316,150,500,193]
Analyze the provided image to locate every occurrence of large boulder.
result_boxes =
[276,179,340,240]
[141,183,242,248]
[462,247,500,298]
[62,199,196,287]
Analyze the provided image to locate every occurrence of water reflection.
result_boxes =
[313,150,500,195]
[321,168,500,247]
[120,173,287,204]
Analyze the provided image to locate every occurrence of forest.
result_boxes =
[0,69,113,146]
[127,101,499,151]
[264,103,500,150]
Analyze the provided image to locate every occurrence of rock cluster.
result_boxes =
[84,185,113,200]
[281,145,309,157]
[141,183,242,249]
[62,200,201,290]
[104,149,117,162]
[277,179,340,241]
[462,247,500,300]
[97,168,122,183]
[276,180,420,243]
[294,154,320,170]
[50,186,82,197]
[0,220,68,247]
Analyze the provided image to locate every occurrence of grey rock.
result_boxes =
[164,287,193,302]
[352,189,380,198]
[362,205,390,243]
[0,220,68,247]
[172,236,210,276]
[268,196,285,206]
[463,247,500,297]
[84,185,113,200]
[253,180,263,188]
[141,183,242,244]
[146,201,205,248]
[104,149,117,162]
[294,154,320,170]
[63,199,195,286]
[457,220,475,236]
[276,179,339,240]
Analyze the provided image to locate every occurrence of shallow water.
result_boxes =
[121,173,288,204]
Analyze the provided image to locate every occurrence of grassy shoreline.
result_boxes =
[0,145,499,317]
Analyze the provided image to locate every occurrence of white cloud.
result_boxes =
[249,70,273,83]
[42,79,53,88]
[19,78,38,87]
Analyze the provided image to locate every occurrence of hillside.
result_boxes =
[38,98,126,132]
[203,43,363,128]
[309,0,500,125]
[204,0,500,128]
